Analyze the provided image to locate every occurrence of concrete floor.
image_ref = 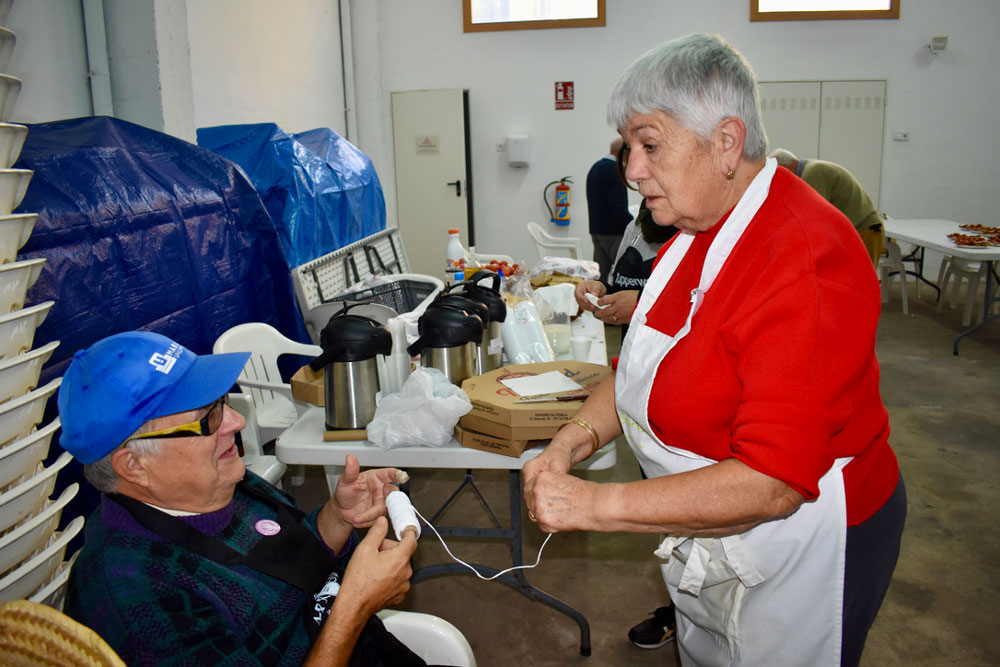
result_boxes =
[289,280,1000,666]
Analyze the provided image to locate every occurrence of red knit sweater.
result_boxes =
[640,168,897,526]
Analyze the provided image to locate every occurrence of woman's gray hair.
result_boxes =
[83,422,164,493]
[607,33,768,161]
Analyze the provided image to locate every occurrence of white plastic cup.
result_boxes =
[570,335,592,362]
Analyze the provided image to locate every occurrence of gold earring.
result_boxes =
[725,169,736,180]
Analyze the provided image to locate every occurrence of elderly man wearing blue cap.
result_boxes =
[57,331,424,666]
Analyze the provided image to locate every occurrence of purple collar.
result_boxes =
[100,493,235,540]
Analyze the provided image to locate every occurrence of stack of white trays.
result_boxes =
[0,7,81,611]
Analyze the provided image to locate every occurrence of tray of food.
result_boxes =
[946,232,998,248]
[958,224,1000,235]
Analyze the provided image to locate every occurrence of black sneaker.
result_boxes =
[627,605,677,649]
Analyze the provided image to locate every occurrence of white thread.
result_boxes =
[412,505,552,581]
[386,490,421,540]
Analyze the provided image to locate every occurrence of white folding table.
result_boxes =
[883,218,1000,354]
[276,311,613,655]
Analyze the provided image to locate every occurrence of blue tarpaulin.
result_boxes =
[16,115,309,386]
[197,123,385,268]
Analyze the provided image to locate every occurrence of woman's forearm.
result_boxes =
[560,374,622,462]
[593,457,804,536]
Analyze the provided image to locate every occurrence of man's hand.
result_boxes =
[316,454,406,552]
[336,517,418,617]
[305,517,417,666]
[333,454,406,528]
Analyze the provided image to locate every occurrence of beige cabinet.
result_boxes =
[760,80,886,205]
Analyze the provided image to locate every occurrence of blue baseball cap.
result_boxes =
[58,331,251,463]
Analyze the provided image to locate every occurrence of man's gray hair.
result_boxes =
[607,33,769,161]
[83,421,164,493]
[770,148,799,170]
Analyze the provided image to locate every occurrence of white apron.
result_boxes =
[616,158,850,666]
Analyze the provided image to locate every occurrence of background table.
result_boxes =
[884,218,1000,354]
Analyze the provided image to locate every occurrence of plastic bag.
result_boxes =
[528,256,600,286]
[366,367,472,449]
[501,298,555,364]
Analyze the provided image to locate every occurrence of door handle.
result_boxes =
[446,180,462,197]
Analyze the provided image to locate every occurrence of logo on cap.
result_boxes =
[149,342,183,375]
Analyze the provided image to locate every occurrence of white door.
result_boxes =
[391,89,472,278]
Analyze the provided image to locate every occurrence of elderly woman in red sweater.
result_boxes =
[523,34,905,667]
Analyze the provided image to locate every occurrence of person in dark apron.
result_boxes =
[525,34,904,666]
[56,331,424,666]
[575,199,678,333]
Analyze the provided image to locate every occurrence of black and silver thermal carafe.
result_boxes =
[309,306,392,430]
[448,270,507,373]
[407,302,484,385]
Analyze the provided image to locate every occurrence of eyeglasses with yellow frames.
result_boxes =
[130,395,229,442]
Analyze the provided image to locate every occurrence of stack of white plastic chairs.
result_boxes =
[0,3,81,612]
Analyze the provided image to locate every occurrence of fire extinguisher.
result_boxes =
[544,176,573,226]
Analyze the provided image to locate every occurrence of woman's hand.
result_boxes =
[522,439,575,489]
[526,471,600,533]
[593,290,639,325]
[574,280,607,312]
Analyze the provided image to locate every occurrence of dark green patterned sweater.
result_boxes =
[65,472,357,666]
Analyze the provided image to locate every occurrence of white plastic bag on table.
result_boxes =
[501,298,555,364]
[529,256,600,282]
[366,367,472,449]
[530,283,580,357]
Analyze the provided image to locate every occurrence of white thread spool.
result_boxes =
[386,490,421,540]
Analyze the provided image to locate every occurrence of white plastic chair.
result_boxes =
[213,323,321,443]
[936,257,989,326]
[0,452,72,535]
[878,239,910,315]
[377,609,476,666]
[0,378,61,447]
[0,340,58,404]
[0,74,20,125]
[0,122,27,169]
[0,418,60,489]
[0,516,83,601]
[0,256,45,312]
[526,222,583,260]
[0,212,35,263]
[0,301,53,360]
[28,552,78,612]
[0,483,77,576]
[0,166,30,215]
[29,550,79,611]
[227,393,287,486]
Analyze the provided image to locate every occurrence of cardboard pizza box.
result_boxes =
[453,424,548,458]
[459,361,611,441]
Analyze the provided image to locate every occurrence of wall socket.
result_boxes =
[495,140,506,151]
[892,131,910,142]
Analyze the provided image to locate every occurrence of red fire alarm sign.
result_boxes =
[555,81,574,110]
